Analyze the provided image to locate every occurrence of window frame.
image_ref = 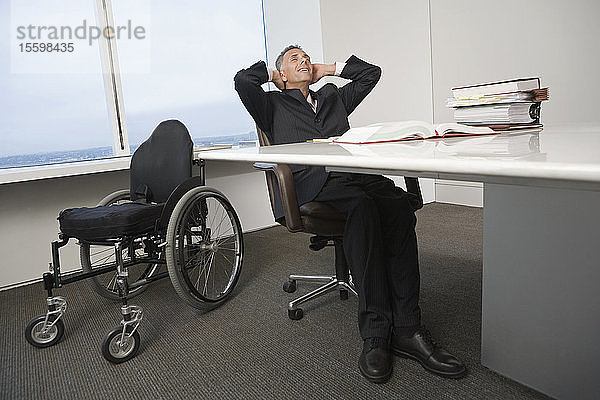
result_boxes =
[2,0,267,173]
[96,0,130,157]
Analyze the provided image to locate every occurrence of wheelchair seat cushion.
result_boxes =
[58,202,164,241]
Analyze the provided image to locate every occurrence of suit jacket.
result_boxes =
[234,55,381,220]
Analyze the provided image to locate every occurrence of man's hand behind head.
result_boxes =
[310,63,336,85]
[271,69,285,90]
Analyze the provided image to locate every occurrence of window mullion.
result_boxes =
[95,0,129,156]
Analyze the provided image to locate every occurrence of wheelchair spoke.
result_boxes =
[194,256,205,290]
[218,257,233,282]
[219,253,233,281]
[188,251,210,283]
[215,234,235,246]
[211,207,228,237]
[107,273,118,292]
[90,247,112,257]
[214,226,233,242]
[208,199,218,230]
[193,202,205,227]
[202,252,215,296]
[184,247,208,265]
[217,251,233,269]
[91,251,114,266]
[217,247,237,252]
[216,244,237,254]
[199,254,212,292]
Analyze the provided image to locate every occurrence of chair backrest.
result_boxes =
[130,119,193,203]
[256,127,281,215]
[257,126,272,147]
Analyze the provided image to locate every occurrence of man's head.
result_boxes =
[275,45,313,88]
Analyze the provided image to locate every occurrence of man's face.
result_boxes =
[280,48,312,85]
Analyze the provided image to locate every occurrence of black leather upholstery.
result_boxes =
[59,203,164,241]
[299,202,346,236]
[130,119,193,203]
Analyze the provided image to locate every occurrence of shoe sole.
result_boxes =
[358,361,393,384]
[393,349,467,379]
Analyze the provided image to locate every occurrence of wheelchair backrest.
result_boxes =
[130,120,193,203]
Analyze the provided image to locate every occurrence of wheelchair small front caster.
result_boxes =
[288,308,304,320]
[101,325,140,364]
[283,280,297,293]
[25,315,65,348]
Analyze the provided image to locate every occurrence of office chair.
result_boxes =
[24,120,244,363]
[253,127,423,320]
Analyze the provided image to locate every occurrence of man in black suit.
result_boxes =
[234,45,466,383]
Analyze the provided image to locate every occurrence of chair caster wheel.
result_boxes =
[283,280,297,293]
[101,325,140,364]
[25,315,65,348]
[340,289,348,300]
[288,308,304,320]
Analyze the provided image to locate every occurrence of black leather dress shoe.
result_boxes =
[392,327,467,379]
[359,337,393,383]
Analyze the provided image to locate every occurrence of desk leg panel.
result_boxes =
[482,183,600,400]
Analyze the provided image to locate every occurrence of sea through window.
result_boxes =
[1,0,115,169]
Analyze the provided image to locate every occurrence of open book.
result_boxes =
[331,121,496,144]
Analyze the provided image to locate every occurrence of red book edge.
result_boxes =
[332,131,499,144]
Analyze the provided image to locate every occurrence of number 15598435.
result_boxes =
[19,42,74,53]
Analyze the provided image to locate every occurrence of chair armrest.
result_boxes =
[404,177,423,211]
[253,163,303,231]
[253,162,278,170]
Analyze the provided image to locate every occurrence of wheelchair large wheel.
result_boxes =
[166,187,243,309]
[80,190,161,300]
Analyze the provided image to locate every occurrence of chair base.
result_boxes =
[286,274,358,318]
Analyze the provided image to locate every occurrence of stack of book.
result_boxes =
[446,77,549,131]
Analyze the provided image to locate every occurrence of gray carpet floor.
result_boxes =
[0,203,551,399]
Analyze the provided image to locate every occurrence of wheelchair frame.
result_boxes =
[25,160,245,363]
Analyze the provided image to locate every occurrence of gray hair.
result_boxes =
[275,44,303,71]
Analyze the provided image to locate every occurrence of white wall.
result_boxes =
[430,0,600,206]
[319,0,436,202]
[431,0,600,125]
[262,0,324,67]
[319,0,433,124]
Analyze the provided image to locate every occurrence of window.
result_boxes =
[113,0,266,150]
[1,0,267,170]
[1,0,114,169]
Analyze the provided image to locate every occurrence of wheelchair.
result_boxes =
[24,120,244,363]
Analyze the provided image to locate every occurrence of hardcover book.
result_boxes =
[331,121,496,144]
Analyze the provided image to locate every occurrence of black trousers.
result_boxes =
[314,172,421,339]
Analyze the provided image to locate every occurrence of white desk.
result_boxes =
[198,124,600,400]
